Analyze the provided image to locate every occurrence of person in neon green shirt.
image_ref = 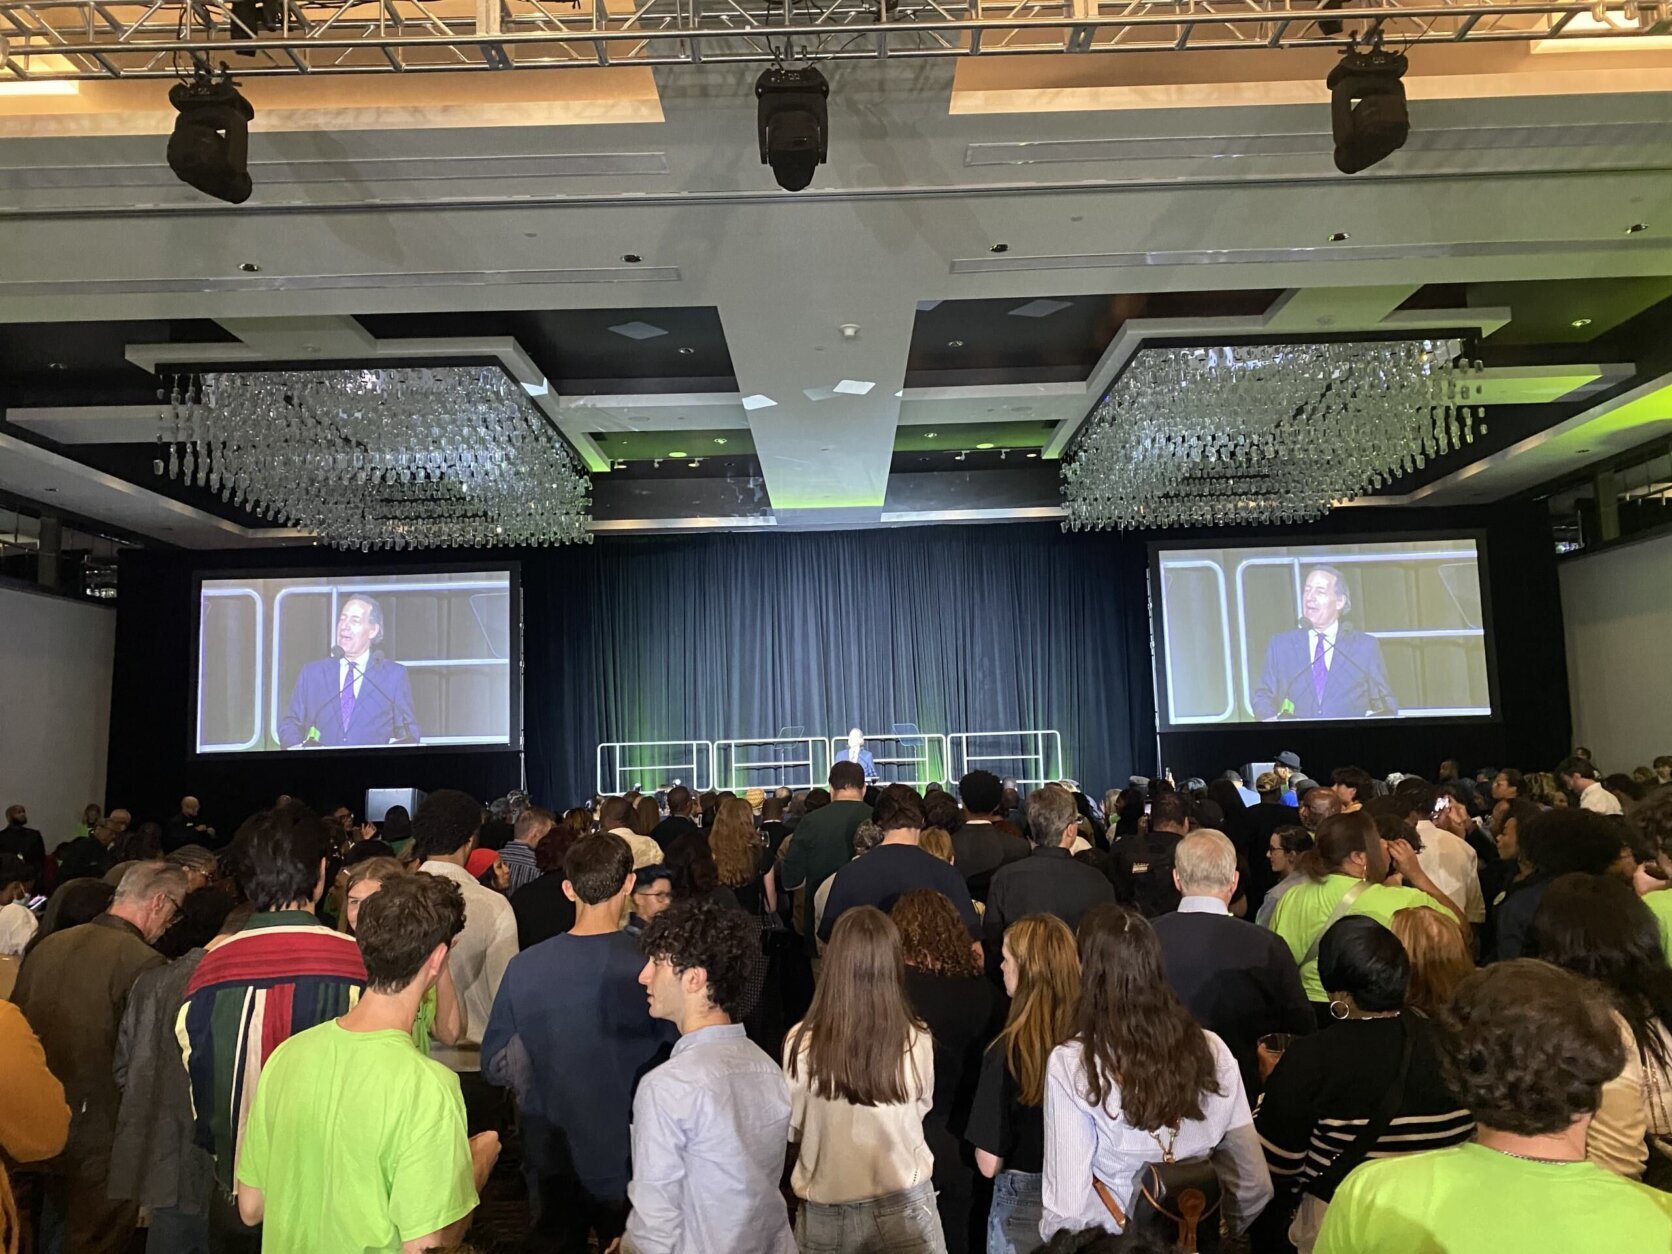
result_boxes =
[1630,789,1672,962]
[338,855,466,1055]
[1316,959,1672,1253]
[1269,812,1463,1005]
[236,874,501,1253]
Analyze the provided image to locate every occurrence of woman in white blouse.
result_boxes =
[783,905,945,1252]
[1041,903,1273,1242]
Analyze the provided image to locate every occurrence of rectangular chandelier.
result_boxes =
[157,366,593,549]
[1062,338,1484,530]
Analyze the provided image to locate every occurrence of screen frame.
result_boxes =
[189,560,523,759]
[1147,529,1501,732]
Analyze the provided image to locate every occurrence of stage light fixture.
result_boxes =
[167,70,255,204]
[756,65,829,192]
[1327,43,1409,175]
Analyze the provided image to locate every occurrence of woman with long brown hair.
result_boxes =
[783,906,944,1252]
[1041,904,1272,1240]
[968,914,1080,1254]
[710,796,775,917]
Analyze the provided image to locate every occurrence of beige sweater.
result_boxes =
[1587,1011,1672,1177]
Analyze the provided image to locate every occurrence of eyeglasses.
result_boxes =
[633,889,673,903]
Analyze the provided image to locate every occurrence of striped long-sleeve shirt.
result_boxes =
[1254,1013,1474,1202]
[176,911,366,1194]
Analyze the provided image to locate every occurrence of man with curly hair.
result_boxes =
[621,900,794,1254]
[1315,960,1672,1252]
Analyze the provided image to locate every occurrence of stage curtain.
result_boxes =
[522,523,1155,805]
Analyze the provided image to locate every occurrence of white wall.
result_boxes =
[0,583,115,849]
[1561,530,1672,771]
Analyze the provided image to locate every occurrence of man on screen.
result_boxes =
[1251,565,1397,721]
[278,593,420,748]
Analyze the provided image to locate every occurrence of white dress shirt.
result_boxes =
[1580,781,1625,816]
[609,826,666,870]
[338,651,369,700]
[1178,895,1231,916]
[1413,821,1486,924]
[1307,622,1340,672]
[418,859,519,1072]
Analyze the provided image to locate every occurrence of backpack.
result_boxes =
[1124,831,1182,918]
[1094,1129,1223,1252]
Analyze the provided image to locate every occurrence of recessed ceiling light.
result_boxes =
[1328,231,1350,242]
[1571,318,1593,328]
[622,253,642,264]
[669,450,689,458]
[608,321,668,341]
[1008,299,1073,319]
[740,394,777,411]
[990,243,1010,254]
[47,361,67,371]
[924,431,939,439]
[677,346,695,355]
[833,379,876,395]
[713,437,728,446]
[947,340,964,349]
[1627,223,1649,234]
[44,487,58,493]
[976,442,996,450]
[1026,451,1039,459]
[238,262,260,272]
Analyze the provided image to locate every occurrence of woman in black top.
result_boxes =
[508,825,582,949]
[710,797,774,917]
[892,890,1006,1254]
[1255,916,1474,1252]
[966,913,1079,1254]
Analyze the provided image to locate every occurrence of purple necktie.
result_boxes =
[1312,635,1328,707]
[340,663,358,732]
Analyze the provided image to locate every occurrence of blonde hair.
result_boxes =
[1390,906,1474,1017]
[993,914,1080,1106]
[919,826,954,865]
[337,857,408,934]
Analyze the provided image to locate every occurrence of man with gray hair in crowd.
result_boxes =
[13,859,188,1253]
[1151,829,1314,1095]
[983,783,1114,972]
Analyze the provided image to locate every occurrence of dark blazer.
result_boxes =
[277,655,419,748]
[0,823,46,874]
[951,821,1031,902]
[1251,626,1396,720]
[984,846,1115,957]
[1152,905,1315,1095]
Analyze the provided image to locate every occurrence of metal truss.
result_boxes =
[0,0,1666,79]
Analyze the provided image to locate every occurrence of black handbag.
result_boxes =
[1094,1129,1224,1253]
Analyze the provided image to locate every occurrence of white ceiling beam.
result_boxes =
[216,315,379,360]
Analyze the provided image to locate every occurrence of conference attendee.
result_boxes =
[1630,788,1672,960]
[0,803,45,875]
[236,873,499,1251]
[12,860,185,1254]
[1329,767,1374,812]
[1482,796,1540,954]
[759,793,793,857]
[178,804,367,1251]
[0,998,70,1254]
[276,592,420,748]
[1152,830,1313,1096]
[1493,809,1627,962]
[818,786,979,944]
[951,770,1030,901]
[511,825,585,949]
[413,789,519,1127]
[781,761,873,943]
[1223,770,1260,809]
[24,877,114,960]
[498,805,554,894]
[836,727,879,779]
[651,785,703,851]
[1110,789,1192,917]
[1251,566,1396,721]
[164,796,217,853]
[1559,754,1625,816]
[624,900,796,1254]
[1389,905,1473,1019]
[893,890,1005,1254]
[0,896,37,1000]
[1256,917,1474,1250]
[1395,781,1487,928]
[339,858,464,1056]
[1530,872,1672,1178]
[1269,812,1462,1017]
[710,795,774,916]
[56,817,120,882]
[627,864,676,936]
[600,794,665,870]
[1490,768,1524,803]
[1257,825,1315,928]
[783,906,943,1252]
[968,915,1079,1254]
[1313,961,1672,1253]
[1040,904,1272,1240]
[110,896,250,1254]
[379,803,413,854]
[986,785,1114,958]
[483,833,675,1253]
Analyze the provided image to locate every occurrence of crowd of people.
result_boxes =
[4,743,1672,1254]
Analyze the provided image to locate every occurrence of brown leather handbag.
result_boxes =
[1092,1130,1223,1253]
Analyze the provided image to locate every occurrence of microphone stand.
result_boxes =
[352,649,419,745]
[1321,624,1396,718]
[284,646,351,749]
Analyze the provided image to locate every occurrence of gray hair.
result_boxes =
[1175,829,1238,895]
[1025,785,1079,848]
[852,821,883,856]
[113,860,188,905]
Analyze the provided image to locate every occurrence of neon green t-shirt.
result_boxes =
[237,1021,477,1253]
[1315,1141,1672,1253]
[1645,890,1672,966]
[1270,873,1448,1002]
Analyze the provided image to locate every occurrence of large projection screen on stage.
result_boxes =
[1152,537,1497,728]
[193,567,519,755]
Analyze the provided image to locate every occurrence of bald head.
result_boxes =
[1300,787,1344,833]
[181,796,200,817]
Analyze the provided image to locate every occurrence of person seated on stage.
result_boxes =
[278,593,420,748]
[817,787,980,945]
[1252,566,1397,722]
[835,728,878,781]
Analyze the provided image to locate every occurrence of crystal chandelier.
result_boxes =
[1062,339,1485,530]
[157,366,592,549]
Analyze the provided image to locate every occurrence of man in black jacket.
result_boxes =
[985,785,1114,971]
[950,770,1030,903]
[1152,829,1313,1095]
[0,804,45,877]
[1111,790,1192,917]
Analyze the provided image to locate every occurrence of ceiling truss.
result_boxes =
[0,0,1665,78]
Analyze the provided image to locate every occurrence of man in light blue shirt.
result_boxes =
[622,900,795,1254]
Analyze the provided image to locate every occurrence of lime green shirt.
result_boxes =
[1270,873,1448,1002]
[1315,1141,1672,1253]
[237,1021,477,1253]
[1646,890,1672,966]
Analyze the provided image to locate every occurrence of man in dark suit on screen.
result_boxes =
[277,593,420,748]
[1251,565,1396,721]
